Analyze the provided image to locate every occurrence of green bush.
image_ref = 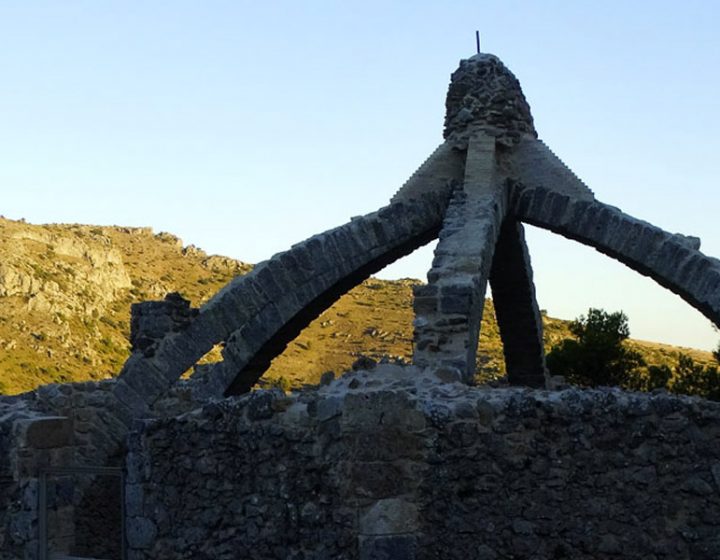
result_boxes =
[546,308,645,388]
[669,353,720,401]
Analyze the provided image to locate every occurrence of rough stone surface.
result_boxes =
[444,53,536,147]
[126,365,720,559]
[0,380,133,559]
[130,292,198,356]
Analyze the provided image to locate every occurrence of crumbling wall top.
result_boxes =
[444,53,537,147]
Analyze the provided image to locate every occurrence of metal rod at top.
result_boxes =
[475,31,480,54]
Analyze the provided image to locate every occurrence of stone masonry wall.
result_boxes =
[0,381,131,559]
[127,365,720,559]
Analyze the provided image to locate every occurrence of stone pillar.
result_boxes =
[489,220,548,387]
[413,133,507,382]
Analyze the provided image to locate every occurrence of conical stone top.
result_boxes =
[444,53,537,147]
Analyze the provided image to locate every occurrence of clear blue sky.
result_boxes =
[1,1,719,350]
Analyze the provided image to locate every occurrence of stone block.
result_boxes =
[221,333,252,367]
[610,217,642,255]
[441,282,475,297]
[237,315,271,352]
[360,498,419,535]
[527,187,548,220]
[289,242,316,273]
[413,284,438,298]
[440,294,471,314]
[277,251,310,285]
[629,225,667,266]
[359,534,417,560]
[316,396,344,422]
[127,516,157,549]
[16,416,72,449]
[112,380,151,417]
[413,296,437,315]
[546,190,571,224]
[158,332,208,378]
[680,254,710,295]
[303,236,333,272]
[370,218,390,246]
[255,263,288,303]
[349,218,380,250]
[121,360,171,401]
[561,198,592,236]
[512,188,534,218]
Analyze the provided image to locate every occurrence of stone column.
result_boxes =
[413,133,507,382]
[489,220,548,387]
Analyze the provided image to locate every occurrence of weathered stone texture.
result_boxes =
[126,366,720,559]
[130,292,198,355]
[0,380,136,559]
[444,54,536,146]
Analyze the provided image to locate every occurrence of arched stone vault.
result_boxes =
[113,52,720,413]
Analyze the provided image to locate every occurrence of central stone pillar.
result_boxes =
[412,133,507,382]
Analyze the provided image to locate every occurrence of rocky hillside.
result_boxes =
[0,218,250,394]
[0,217,715,395]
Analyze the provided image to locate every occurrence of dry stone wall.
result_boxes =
[127,365,720,559]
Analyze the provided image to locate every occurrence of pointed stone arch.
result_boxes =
[510,183,720,326]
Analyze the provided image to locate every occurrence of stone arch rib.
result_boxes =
[113,194,449,412]
[510,183,720,327]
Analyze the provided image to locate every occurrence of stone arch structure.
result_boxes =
[113,194,449,412]
[510,183,720,326]
[112,52,720,415]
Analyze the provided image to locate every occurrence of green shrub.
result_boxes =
[546,308,645,388]
[670,353,720,401]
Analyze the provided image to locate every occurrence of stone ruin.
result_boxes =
[2,53,720,559]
